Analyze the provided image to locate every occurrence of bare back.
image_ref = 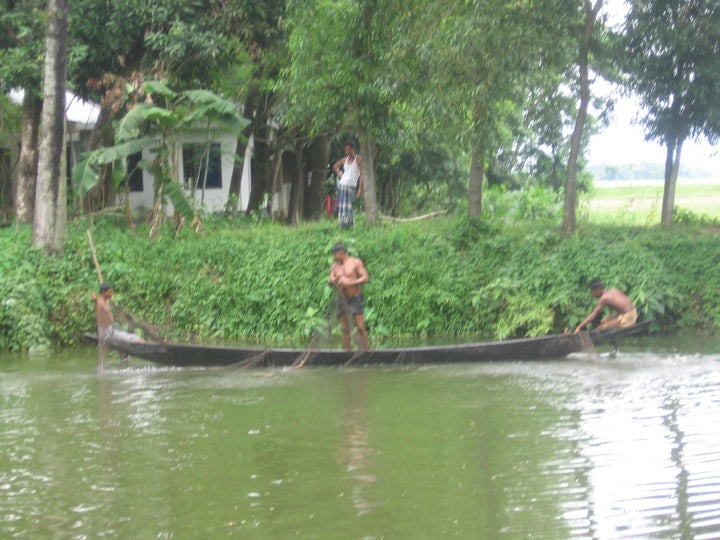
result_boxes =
[599,288,634,314]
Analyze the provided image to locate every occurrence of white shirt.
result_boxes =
[338,155,361,188]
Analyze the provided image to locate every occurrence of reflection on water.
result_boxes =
[543,354,720,539]
[338,371,376,516]
[0,346,719,538]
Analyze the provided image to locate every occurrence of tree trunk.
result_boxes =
[247,117,270,214]
[227,90,256,213]
[286,143,303,226]
[468,148,484,218]
[32,0,68,255]
[359,137,379,224]
[303,134,330,221]
[269,149,284,220]
[661,138,683,231]
[0,148,10,216]
[15,90,42,224]
[563,0,602,235]
[227,137,248,212]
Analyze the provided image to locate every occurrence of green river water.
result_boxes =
[1,338,719,539]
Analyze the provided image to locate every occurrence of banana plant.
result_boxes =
[73,81,249,226]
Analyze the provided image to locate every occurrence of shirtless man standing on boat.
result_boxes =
[574,279,637,334]
[328,243,370,351]
[92,282,144,371]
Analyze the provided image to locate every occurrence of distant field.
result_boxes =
[583,180,720,223]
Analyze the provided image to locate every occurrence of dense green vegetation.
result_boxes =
[1,191,718,352]
[6,0,720,243]
[3,2,719,357]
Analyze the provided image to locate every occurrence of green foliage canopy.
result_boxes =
[621,0,720,147]
[0,0,46,92]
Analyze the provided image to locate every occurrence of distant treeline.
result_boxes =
[589,163,714,181]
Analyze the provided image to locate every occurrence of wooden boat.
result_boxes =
[84,321,652,368]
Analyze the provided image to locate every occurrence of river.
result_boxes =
[1,339,719,539]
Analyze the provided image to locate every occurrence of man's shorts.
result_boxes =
[600,308,638,330]
[617,308,638,327]
[337,294,364,317]
[99,325,141,345]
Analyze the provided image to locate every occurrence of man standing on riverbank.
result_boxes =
[328,244,370,351]
[92,283,144,371]
[333,141,363,228]
[574,279,637,333]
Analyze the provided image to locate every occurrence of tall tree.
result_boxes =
[563,0,603,234]
[16,90,41,223]
[0,94,21,215]
[32,0,68,254]
[218,1,287,215]
[282,0,408,224]
[0,0,47,223]
[621,0,720,230]
[405,0,578,218]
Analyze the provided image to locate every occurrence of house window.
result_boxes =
[126,152,144,192]
[183,143,222,189]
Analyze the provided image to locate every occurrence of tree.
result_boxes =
[0,0,47,224]
[0,94,21,214]
[282,0,410,224]
[621,0,720,230]
[32,0,68,254]
[16,90,42,223]
[403,0,579,219]
[563,0,604,234]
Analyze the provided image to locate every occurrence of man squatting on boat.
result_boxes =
[574,279,637,334]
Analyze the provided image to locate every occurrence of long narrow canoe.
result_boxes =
[84,321,652,368]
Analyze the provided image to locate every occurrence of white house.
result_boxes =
[125,127,254,216]
[3,89,257,216]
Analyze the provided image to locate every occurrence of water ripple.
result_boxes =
[1,347,719,538]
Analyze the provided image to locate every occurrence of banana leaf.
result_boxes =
[183,90,249,135]
[72,137,157,194]
[163,181,196,221]
[142,81,177,99]
[72,154,100,195]
[116,105,178,142]
[94,137,158,164]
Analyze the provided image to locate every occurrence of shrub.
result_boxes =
[1,207,719,352]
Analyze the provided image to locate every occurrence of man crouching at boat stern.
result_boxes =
[328,243,370,351]
[574,279,637,334]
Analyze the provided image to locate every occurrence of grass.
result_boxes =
[582,179,720,224]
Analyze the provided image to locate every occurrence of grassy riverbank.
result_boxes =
[1,206,718,351]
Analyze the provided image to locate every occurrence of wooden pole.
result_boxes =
[87,229,105,372]
[86,229,104,284]
[86,229,163,343]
